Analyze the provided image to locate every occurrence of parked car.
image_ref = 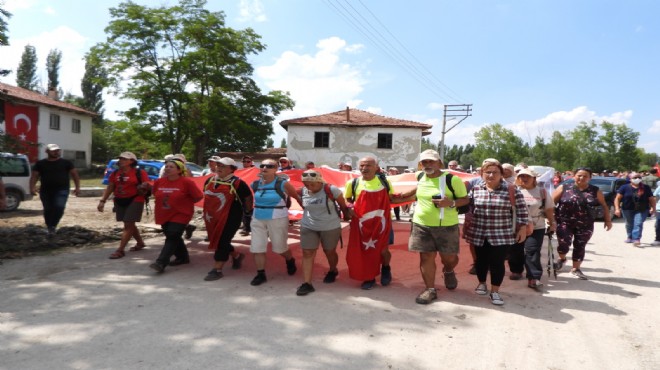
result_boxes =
[0,153,34,211]
[101,159,203,185]
[559,176,627,219]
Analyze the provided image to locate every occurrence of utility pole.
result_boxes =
[439,104,472,162]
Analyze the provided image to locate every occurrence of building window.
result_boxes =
[72,119,81,133]
[49,114,60,130]
[377,133,393,149]
[314,132,330,148]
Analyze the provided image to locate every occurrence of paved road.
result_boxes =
[1,216,659,369]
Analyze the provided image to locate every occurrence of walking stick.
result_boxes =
[546,228,557,279]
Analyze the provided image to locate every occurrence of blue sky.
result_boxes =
[2,0,659,154]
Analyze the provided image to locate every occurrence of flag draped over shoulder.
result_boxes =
[346,186,392,281]
[202,176,236,250]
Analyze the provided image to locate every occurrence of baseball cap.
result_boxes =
[419,149,441,161]
[217,157,236,167]
[118,151,137,161]
[46,143,61,151]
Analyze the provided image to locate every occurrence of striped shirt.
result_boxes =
[465,181,529,246]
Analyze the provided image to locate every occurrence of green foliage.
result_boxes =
[420,137,434,152]
[265,137,274,148]
[0,5,11,76]
[80,55,107,126]
[472,123,528,164]
[16,44,39,91]
[279,138,287,148]
[89,0,294,164]
[46,49,62,92]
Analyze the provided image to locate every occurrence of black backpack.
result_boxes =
[417,172,469,214]
[251,176,291,208]
[349,172,391,202]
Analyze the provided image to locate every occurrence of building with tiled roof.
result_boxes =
[280,107,432,170]
[0,82,95,166]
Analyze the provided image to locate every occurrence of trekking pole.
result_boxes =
[546,228,557,279]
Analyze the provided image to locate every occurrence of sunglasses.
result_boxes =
[302,172,319,178]
[260,164,276,169]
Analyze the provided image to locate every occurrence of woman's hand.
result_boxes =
[97,200,106,212]
[604,220,613,231]
[614,209,621,218]
[515,227,527,243]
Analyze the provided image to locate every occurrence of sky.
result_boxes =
[1,0,659,155]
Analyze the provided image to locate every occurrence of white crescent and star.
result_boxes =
[204,189,227,212]
[13,113,32,132]
[359,209,387,250]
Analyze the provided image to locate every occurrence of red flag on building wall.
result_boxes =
[4,103,39,161]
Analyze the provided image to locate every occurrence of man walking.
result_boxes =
[30,144,80,237]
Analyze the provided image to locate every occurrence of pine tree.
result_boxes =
[16,44,39,91]
[46,48,62,94]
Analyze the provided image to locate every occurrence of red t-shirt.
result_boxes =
[111,168,149,203]
[153,177,203,225]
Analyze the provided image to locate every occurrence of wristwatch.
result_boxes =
[449,200,456,208]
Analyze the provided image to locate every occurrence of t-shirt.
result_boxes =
[301,185,342,231]
[642,175,658,191]
[343,176,394,201]
[33,158,74,191]
[110,168,149,203]
[518,186,554,230]
[413,172,467,227]
[253,178,289,220]
[152,176,203,225]
[617,183,653,211]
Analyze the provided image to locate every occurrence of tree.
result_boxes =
[0,5,11,76]
[16,44,39,91]
[279,138,287,148]
[420,137,434,152]
[89,0,294,163]
[598,121,640,171]
[472,123,528,164]
[265,137,274,148]
[46,48,62,95]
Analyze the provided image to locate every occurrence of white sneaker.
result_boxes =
[651,241,660,246]
[475,283,488,295]
[490,292,504,305]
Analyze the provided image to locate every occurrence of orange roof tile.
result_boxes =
[0,82,96,116]
[280,108,433,132]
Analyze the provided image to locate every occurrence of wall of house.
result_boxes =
[286,125,425,170]
[36,106,92,168]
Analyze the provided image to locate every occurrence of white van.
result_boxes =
[0,153,33,211]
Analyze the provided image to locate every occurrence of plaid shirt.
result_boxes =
[466,181,529,247]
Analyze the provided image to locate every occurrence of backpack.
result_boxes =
[417,172,469,214]
[114,168,150,200]
[349,172,390,202]
[251,176,291,208]
[205,176,245,207]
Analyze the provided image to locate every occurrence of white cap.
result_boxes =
[46,143,61,151]
[218,157,236,167]
[118,151,137,161]
[419,149,441,161]
[208,155,221,162]
[516,168,537,177]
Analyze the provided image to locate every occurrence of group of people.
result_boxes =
[24,143,659,307]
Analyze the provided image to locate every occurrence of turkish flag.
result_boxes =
[346,187,392,281]
[4,103,39,161]
[202,176,238,250]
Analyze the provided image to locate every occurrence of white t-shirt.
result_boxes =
[300,185,342,231]
[519,186,554,230]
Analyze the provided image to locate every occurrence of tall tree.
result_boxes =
[598,121,640,171]
[472,123,528,164]
[80,54,107,125]
[279,138,287,148]
[46,48,62,94]
[0,5,11,76]
[16,44,39,91]
[89,0,294,163]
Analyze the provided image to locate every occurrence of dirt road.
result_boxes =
[1,198,659,369]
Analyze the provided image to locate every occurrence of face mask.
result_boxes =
[423,168,435,175]
[631,178,642,185]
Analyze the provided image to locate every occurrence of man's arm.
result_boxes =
[30,170,40,195]
[70,168,81,196]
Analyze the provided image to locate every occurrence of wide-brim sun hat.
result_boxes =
[301,170,324,183]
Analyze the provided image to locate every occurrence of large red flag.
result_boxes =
[346,186,392,281]
[4,103,39,161]
[202,176,238,250]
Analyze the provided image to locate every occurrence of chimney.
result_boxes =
[47,87,58,100]
[346,106,350,122]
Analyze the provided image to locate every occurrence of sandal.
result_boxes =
[129,243,146,252]
[109,250,125,259]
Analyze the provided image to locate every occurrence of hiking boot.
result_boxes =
[415,288,437,304]
[250,273,267,286]
[231,253,245,270]
[475,283,488,295]
[296,282,315,296]
[149,262,165,273]
[528,279,543,290]
[468,265,477,275]
[323,270,338,283]
[554,259,566,271]
[204,269,223,281]
[169,258,190,266]
[184,224,196,240]
[380,266,392,286]
[361,279,376,290]
[443,270,458,290]
[571,268,588,280]
[509,273,523,280]
[286,258,297,275]
[490,292,504,305]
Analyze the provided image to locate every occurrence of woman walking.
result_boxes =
[614,171,655,247]
[464,158,529,305]
[553,168,612,279]
[148,158,204,273]
[98,152,149,259]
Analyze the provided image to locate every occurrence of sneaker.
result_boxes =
[169,258,190,266]
[323,270,338,283]
[204,269,223,281]
[624,238,633,243]
[361,279,376,290]
[184,224,197,240]
[489,292,504,305]
[475,283,488,295]
[528,279,543,290]
[239,230,250,236]
[149,262,165,273]
[415,288,437,304]
[633,240,641,247]
[296,282,315,296]
[231,253,245,270]
[250,273,267,286]
[509,273,523,280]
[443,270,458,290]
[554,259,566,271]
[571,268,588,280]
[380,266,392,286]
[468,265,477,275]
[652,241,660,246]
[286,258,297,275]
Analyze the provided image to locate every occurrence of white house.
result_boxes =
[0,82,95,168]
[280,107,433,170]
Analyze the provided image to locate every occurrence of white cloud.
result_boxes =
[365,106,382,114]
[649,120,660,134]
[427,102,445,110]
[256,36,368,143]
[3,0,38,12]
[43,6,56,15]
[237,0,267,23]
